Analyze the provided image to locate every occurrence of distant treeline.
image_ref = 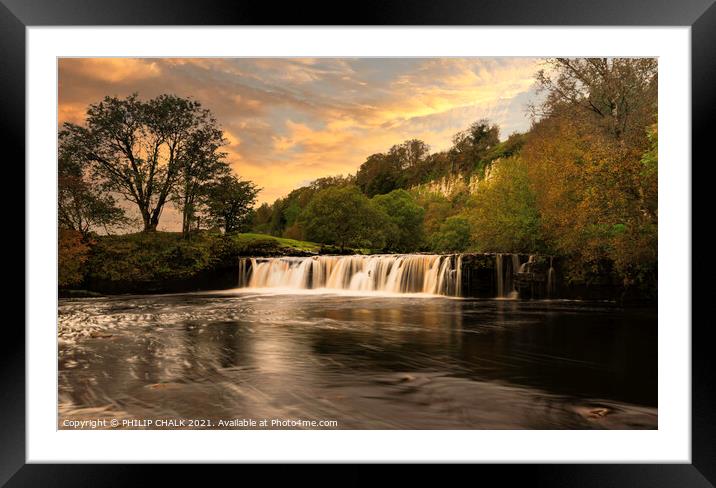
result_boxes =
[249,125,527,251]
[249,59,658,289]
[59,58,657,292]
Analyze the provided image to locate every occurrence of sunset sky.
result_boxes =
[59,57,542,230]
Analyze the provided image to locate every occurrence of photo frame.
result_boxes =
[6,0,711,482]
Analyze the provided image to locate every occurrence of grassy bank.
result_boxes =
[59,230,328,295]
[233,233,321,255]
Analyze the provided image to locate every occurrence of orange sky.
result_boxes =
[59,57,541,231]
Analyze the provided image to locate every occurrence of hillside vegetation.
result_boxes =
[248,59,658,295]
[59,59,658,299]
[59,231,327,294]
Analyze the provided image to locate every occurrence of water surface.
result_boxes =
[58,291,657,429]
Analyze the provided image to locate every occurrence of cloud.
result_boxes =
[58,57,540,220]
[57,101,87,125]
[60,58,161,83]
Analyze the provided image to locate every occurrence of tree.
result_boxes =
[524,58,658,282]
[203,175,260,233]
[479,132,527,169]
[59,93,227,232]
[430,216,471,253]
[58,228,91,288]
[249,174,355,238]
[355,153,403,197]
[448,119,500,175]
[408,151,452,186]
[308,174,355,191]
[467,157,542,253]
[300,186,387,251]
[355,140,430,197]
[610,123,658,283]
[249,202,273,234]
[371,189,425,252]
[268,198,288,235]
[416,192,455,237]
[58,145,130,237]
[172,125,230,235]
[533,58,657,143]
[389,139,430,170]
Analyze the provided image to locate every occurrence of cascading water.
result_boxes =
[495,254,504,298]
[238,254,463,297]
[518,254,535,273]
[237,258,251,288]
[547,256,556,298]
[496,253,522,299]
[239,253,555,299]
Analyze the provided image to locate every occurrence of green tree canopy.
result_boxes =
[250,202,273,234]
[172,123,231,235]
[355,153,404,197]
[250,175,354,238]
[371,189,425,252]
[203,175,260,233]
[58,144,131,237]
[467,157,542,253]
[448,119,500,175]
[430,216,471,253]
[300,185,387,250]
[355,140,430,197]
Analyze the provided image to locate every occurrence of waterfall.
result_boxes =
[496,253,521,298]
[455,255,463,297]
[237,258,251,287]
[496,254,504,298]
[238,254,464,297]
[547,256,556,298]
[518,254,534,273]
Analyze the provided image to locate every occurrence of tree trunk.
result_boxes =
[141,208,154,232]
[224,212,233,234]
[148,214,160,232]
[181,194,191,236]
[149,187,171,232]
[182,205,189,236]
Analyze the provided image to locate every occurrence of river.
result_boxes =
[58,289,657,429]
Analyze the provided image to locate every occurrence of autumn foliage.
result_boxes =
[58,59,658,297]
[58,229,91,288]
[524,58,658,285]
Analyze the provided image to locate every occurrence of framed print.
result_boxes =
[5,0,712,483]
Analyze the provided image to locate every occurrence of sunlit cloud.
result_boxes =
[58,57,540,218]
[57,101,87,125]
[61,58,162,83]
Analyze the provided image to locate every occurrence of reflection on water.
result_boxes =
[58,291,657,429]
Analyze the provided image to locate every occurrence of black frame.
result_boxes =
[4,0,711,484]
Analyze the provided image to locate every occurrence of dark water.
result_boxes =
[58,291,657,429]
